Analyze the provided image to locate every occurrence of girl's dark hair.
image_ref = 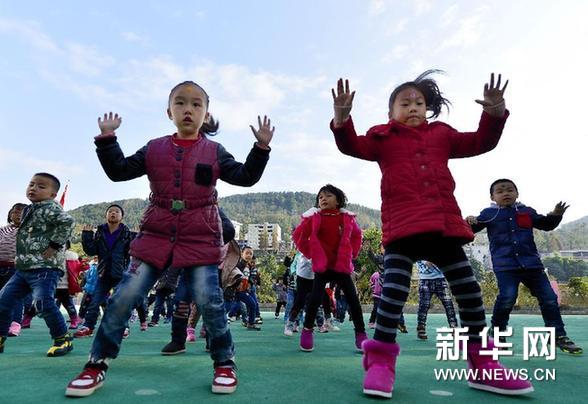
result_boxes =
[315,184,348,209]
[7,203,27,224]
[388,69,451,120]
[168,81,220,136]
[490,178,518,195]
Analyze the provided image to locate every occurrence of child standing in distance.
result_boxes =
[292,184,366,352]
[66,81,274,397]
[415,260,458,340]
[467,179,582,354]
[331,71,533,398]
[0,173,75,356]
[0,203,27,337]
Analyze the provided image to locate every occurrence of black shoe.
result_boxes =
[246,324,261,331]
[397,324,408,334]
[148,321,159,327]
[556,336,583,355]
[417,326,427,340]
[161,340,186,355]
[0,336,6,353]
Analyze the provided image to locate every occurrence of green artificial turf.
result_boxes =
[1,313,586,403]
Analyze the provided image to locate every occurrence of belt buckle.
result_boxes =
[171,199,185,213]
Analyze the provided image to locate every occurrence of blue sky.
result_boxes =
[1,1,587,223]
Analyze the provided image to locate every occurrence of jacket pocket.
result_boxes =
[195,163,213,186]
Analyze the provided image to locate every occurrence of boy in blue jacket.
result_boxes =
[467,178,582,354]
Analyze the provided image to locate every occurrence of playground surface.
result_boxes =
[1,313,586,404]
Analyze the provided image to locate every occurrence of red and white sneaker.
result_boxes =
[65,367,106,397]
[74,327,94,338]
[212,367,238,394]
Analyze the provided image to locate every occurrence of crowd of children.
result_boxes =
[0,73,584,402]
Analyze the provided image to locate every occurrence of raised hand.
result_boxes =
[475,73,508,117]
[250,115,275,150]
[332,78,355,126]
[465,215,479,225]
[82,224,94,232]
[551,201,569,216]
[98,112,122,135]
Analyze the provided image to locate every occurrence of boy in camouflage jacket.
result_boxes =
[0,173,75,356]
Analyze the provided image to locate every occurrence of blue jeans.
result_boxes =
[491,269,566,336]
[89,259,234,365]
[235,291,256,325]
[0,267,24,323]
[284,289,296,322]
[249,285,260,317]
[83,274,120,329]
[0,268,67,338]
[151,288,174,323]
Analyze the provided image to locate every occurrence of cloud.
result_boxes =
[437,7,489,51]
[0,18,59,52]
[121,31,148,44]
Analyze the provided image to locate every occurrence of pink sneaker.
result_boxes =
[69,316,80,329]
[362,339,400,398]
[8,321,21,337]
[355,331,368,351]
[466,339,534,395]
[300,328,314,352]
[186,327,196,342]
[140,322,148,331]
[21,314,32,329]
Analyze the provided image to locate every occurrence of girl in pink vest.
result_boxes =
[330,71,533,398]
[292,184,366,352]
[66,81,274,398]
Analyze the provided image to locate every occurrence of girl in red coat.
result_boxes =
[66,81,275,397]
[331,71,533,398]
[292,184,366,352]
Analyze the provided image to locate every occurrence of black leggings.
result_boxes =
[288,277,313,322]
[55,289,77,318]
[303,271,365,332]
[375,233,485,343]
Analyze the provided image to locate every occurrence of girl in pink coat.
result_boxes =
[331,71,533,398]
[292,184,366,352]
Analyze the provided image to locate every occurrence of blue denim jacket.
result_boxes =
[471,202,562,271]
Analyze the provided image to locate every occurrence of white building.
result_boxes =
[245,222,282,250]
[231,220,242,240]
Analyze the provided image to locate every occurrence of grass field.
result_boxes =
[1,312,586,403]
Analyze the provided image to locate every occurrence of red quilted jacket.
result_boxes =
[331,111,509,246]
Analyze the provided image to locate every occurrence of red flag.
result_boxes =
[59,183,69,207]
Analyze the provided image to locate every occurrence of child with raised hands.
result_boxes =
[330,71,533,398]
[66,80,274,397]
[467,178,582,355]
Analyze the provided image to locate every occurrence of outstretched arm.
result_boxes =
[219,116,273,186]
[450,73,510,158]
[534,202,568,231]
[94,112,147,181]
[330,78,378,161]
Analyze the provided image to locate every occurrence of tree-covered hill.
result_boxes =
[67,192,382,241]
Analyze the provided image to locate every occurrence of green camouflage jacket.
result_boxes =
[16,199,75,271]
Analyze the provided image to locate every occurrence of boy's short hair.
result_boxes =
[106,204,125,217]
[34,172,61,192]
[490,178,518,195]
[315,184,348,208]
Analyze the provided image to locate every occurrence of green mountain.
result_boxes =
[67,192,382,241]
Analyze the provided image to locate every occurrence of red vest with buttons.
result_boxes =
[130,135,223,269]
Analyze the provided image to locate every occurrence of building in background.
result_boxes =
[245,223,282,250]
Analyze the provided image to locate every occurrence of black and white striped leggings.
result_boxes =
[374,233,485,343]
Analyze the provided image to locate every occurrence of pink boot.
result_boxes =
[186,327,196,342]
[69,316,80,329]
[300,328,314,352]
[466,339,534,395]
[8,321,21,337]
[355,331,368,351]
[362,339,400,398]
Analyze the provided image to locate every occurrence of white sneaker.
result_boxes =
[284,321,294,336]
[325,318,340,332]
